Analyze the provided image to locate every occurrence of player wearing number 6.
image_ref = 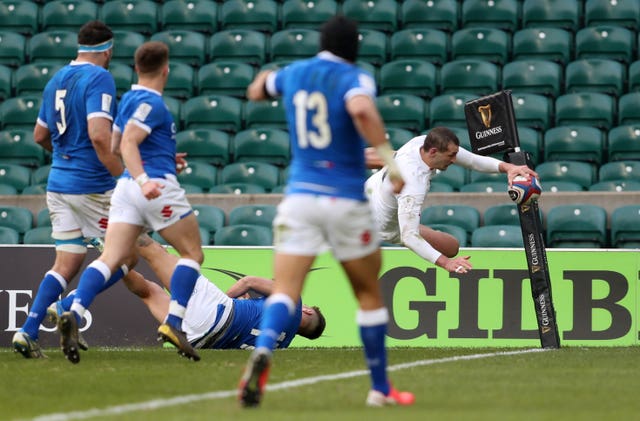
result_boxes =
[238,16,414,408]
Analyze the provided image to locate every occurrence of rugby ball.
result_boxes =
[508,176,542,205]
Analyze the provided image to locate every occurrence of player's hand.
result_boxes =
[141,180,164,200]
[176,152,188,174]
[506,165,538,186]
[439,255,472,274]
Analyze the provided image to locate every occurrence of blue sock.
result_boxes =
[255,294,295,352]
[72,265,109,323]
[59,267,125,312]
[358,309,390,395]
[22,272,66,339]
[166,260,199,329]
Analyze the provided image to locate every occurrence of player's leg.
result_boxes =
[419,224,460,257]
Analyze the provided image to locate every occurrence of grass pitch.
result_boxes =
[2,347,639,421]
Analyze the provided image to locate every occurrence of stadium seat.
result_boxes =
[0,95,42,131]
[512,28,573,64]
[610,205,640,248]
[228,204,277,228]
[629,60,640,92]
[385,127,414,150]
[341,0,398,33]
[23,227,55,245]
[535,160,595,189]
[100,0,159,35]
[546,204,607,248]
[244,99,287,130]
[483,203,520,226]
[420,204,481,236]
[180,184,204,194]
[36,207,50,227]
[176,161,218,192]
[544,180,585,192]
[281,0,338,29]
[440,59,500,95]
[468,171,507,184]
[197,61,254,97]
[589,180,640,192]
[543,125,604,165]
[182,95,244,133]
[21,184,46,195]
[448,126,472,150]
[450,27,510,65]
[0,129,46,168]
[209,182,267,194]
[617,93,640,126]
[471,225,524,248]
[598,161,640,182]
[379,59,437,98]
[460,181,507,193]
[389,28,449,66]
[428,182,455,193]
[429,223,468,247]
[584,0,640,30]
[517,126,542,166]
[41,1,99,32]
[357,29,388,66]
[607,125,640,161]
[192,204,226,238]
[214,223,273,246]
[160,0,218,34]
[400,0,458,33]
[575,25,634,64]
[164,96,182,131]
[109,62,133,98]
[150,30,207,67]
[233,128,290,166]
[28,31,77,64]
[0,1,39,36]
[31,165,50,186]
[0,226,19,244]
[158,62,194,100]
[14,62,63,97]
[564,58,625,97]
[0,31,25,68]
[270,29,320,62]
[111,30,146,66]
[522,0,580,32]
[430,165,468,191]
[175,129,231,167]
[376,94,426,133]
[510,93,552,132]
[220,162,280,192]
[209,29,267,66]
[0,183,16,195]
[0,205,33,237]
[555,93,615,131]
[501,59,563,97]
[461,0,519,33]
[429,93,477,129]
[219,0,279,34]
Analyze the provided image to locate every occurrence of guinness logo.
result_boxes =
[478,104,492,128]
[542,326,551,334]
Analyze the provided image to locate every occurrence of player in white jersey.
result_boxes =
[365,126,538,273]
[238,16,414,409]
[57,42,204,364]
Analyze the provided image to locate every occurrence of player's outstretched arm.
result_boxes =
[226,276,274,299]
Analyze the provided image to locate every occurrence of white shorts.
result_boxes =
[46,191,112,239]
[108,175,193,232]
[273,194,380,261]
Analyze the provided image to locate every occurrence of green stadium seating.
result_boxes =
[611,205,640,248]
[192,204,226,238]
[544,180,585,192]
[511,93,553,132]
[209,29,267,66]
[555,92,615,131]
[0,205,33,237]
[150,30,207,67]
[483,203,520,226]
[244,98,287,130]
[214,224,273,246]
[564,58,625,97]
[219,0,279,34]
[389,28,449,65]
[575,25,634,64]
[0,183,16,195]
[429,93,477,129]
[598,161,640,182]
[41,1,99,32]
[617,93,640,126]
[535,160,595,190]
[607,125,640,161]
[228,204,277,228]
[471,225,524,248]
[0,226,19,244]
[21,184,46,195]
[379,59,437,98]
[357,29,388,66]
[430,164,468,191]
[429,223,468,247]
[584,0,640,30]
[428,182,455,193]
[589,180,640,192]
[209,182,267,194]
[461,0,520,33]
[400,0,458,33]
[31,164,50,186]
[162,62,195,99]
[502,59,563,97]
[512,27,573,64]
[468,171,507,184]
[460,181,507,193]
[420,204,481,236]
[100,0,159,35]
[220,162,280,192]
[233,128,290,166]
[175,129,231,167]
[440,59,500,95]
[0,95,41,131]
[176,161,218,192]
[164,96,182,131]
[14,62,63,97]
[182,95,244,133]
[270,29,320,62]
[546,204,607,248]
[543,125,604,165]
[36,207,50,227]
[522,0,580,32]
[451,27,510,65]
[197,61,254,97]
[28,31,77,64]
[111,30,146,66]
[385,127,414,150]
[517,126,542,165]
[23,227,55,245]
[0,1,39,36]
[0,31,25,67]
[160,0,218,34]
[0,129,46,168]
[376,93,426,133]
[281,0,338,30]
[341,0,398,33]
[109,61,134,98]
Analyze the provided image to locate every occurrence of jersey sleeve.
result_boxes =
[127,98,165,134]
[85,70,116,121]
[344,70,376,101]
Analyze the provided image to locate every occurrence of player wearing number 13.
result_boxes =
[238,16,414,408]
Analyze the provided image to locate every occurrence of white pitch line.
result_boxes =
[29,348,544,421]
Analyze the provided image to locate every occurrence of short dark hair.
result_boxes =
[77,20,113,46]
[320,15,359,62]
[301,306,326,340]
[135,41,169,75]
[423,126,460,152]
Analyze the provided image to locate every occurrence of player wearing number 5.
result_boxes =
[238,16,414,408]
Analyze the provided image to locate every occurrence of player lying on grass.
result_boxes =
[49,234,326,351]
[365,127,538,274]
